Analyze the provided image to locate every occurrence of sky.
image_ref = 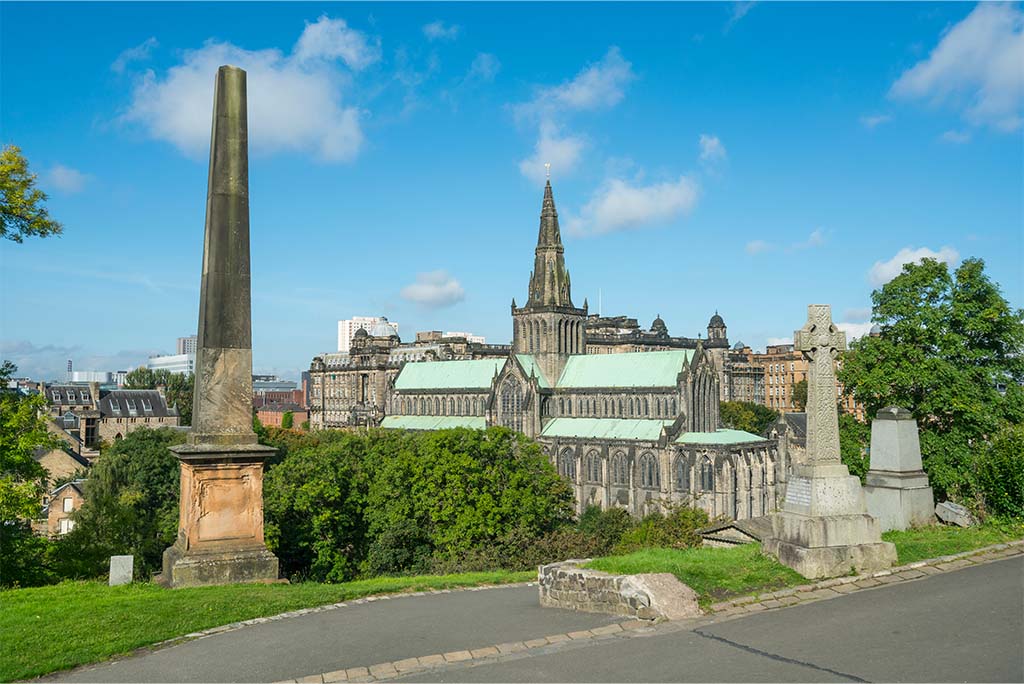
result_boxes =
[1,2,1021,383]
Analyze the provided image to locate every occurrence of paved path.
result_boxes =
[50,550,1023,683]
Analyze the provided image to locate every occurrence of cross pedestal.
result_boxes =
[762,305,896,579]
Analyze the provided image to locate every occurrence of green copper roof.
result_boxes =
[540,418,673,441]
[515,354,550,388]
[555,350,694,388]
[393,359,504,390]
[381,415,487,430]
[676,429,767,445]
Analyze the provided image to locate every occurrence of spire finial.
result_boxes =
[544,162,551,179]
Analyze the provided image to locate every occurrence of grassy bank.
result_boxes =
[586,544,805,608]
[883,520,1023,564]
[0,570,532,682]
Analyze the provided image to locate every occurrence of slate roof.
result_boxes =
[33,445,90,470]
[676,429,767,445]
[380,415,487,430]
[555,350,693,388]
[98,390,177,418]
[45,385,95,406]
[393,359,504,390]
[540,418,673,441]
[780,413,807,439]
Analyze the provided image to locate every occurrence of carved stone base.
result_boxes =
[864,472,935,532]
[159,542,279,588]
[762,530,897,579]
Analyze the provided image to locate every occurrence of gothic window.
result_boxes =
[674,456,689,491]
[619,398,624,415]
[567,398,572,415]
[671,398,678,415]
[639,452,660,489]
[700,456,714,492]
[420,398,426,414]
[644,398,650,416]
[656,398,662,416]
[558,448,576,481]
[611,452,629,485]
[585,450,601,483]
[604,399,609,415]
[559,397,564,415]
[456,398,462,415]
[500,379,524,433]
[449,399,455,415]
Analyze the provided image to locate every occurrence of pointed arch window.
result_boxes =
[700,456,715,492]
[585,450,602,483]
[500,378,524,433]
[674,456,689,491]
[639,452,660,489]
[558,448,576,481]
[611,452,629,485]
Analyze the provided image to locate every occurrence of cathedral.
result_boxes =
[367,180,785,521]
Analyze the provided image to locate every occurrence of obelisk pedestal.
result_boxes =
[159,65,279,588]
[762,305,896,579]
[863,407,935,531]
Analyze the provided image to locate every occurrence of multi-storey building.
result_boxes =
[147,353,195,375]
[337,316,400,354]
[723,343,766,404]
[754,344,863,419]
[176,335,198,355]
[41,382,180,449]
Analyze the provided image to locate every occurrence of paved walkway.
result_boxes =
[48,542,1023,683]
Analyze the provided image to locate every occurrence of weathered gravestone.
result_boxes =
[158,65,279,588]
[863,406,935,531]
[109,555,133,586]
[935,501,978,528]
[762,305,896,578]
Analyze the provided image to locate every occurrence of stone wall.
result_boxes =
[538,560,700,621]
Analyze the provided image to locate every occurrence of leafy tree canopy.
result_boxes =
[1,145,63,243]
[123,367,193,426]
[719,401,779,436]
[792,379,808,411]
[0,361,57,521]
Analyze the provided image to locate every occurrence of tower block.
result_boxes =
[762,305,896,579]
[159,66,279,588]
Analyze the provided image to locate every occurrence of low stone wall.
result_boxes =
[538,559,700,621]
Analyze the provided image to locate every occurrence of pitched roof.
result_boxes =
[676,429,767,445]
[515,354,550,388]
[540,418,673,441]
[393,359,504,390]
[381,415,487,430]
[555,350,694,388]
[98,389,177,418]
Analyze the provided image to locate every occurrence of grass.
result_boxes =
[883,519,1023,564]
[0,570,533,682]
[585,544,806,608]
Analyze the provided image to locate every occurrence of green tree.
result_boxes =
[1,145,63,243]
[838,258,1024,502]
[792,379,808,411]
[280,411,294,430]
[124,367,194,426]
[973,424,1024,519]
[56,427,185,579]
[719,401,780,436]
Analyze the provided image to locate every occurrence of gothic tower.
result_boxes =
[512,179,587,384]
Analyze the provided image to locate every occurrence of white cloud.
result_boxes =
[422,20,460,42]
[400,270,466,308]
[698,134,727,164]
[889,3,1023,131]
[467,53,500,83]
[293,15,381,70]
[843,307,872,323]
[726,2,757,31]
[121,16,377,162]
[518,122,586,184]
[111,37,158,74]
[568,176,699,236]
[745,240,771,255]
[860,114,892,129]
[0,339,155,381]
[794,228,825,249]
[46,164,90,193]
[838,321,875,342]
[940,129,972,144]
[868,246,960,286]
[767,337,793,347]
[516,47,634,122]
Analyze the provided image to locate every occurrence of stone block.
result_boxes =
[109,555,133,586]
[869,407,924,472]
[864,483,935,531]
[763,536,897,580]
[936,501,978,528]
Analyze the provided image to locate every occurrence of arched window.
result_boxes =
[434,398,440,415]
[644,398,650,416]
[559,397,564,415]
[500,379,524,433]
[656,398,662,416]
[700,456,714,492]
[639,452,659,489]
[671,398,678,415]
[449,398,455,415]
[674,456,689,491]
[585,451,602,483]
[558,448,576,481]
[611,452,629,485]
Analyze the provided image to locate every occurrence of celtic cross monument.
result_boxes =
[762,305,896,578]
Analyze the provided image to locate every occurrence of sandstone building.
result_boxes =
[42,383,180,450]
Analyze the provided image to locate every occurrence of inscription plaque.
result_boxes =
[786,476,812,507]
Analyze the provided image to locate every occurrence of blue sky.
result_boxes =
[1,2,1021,383]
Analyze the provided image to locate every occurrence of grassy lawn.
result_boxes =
[0,570,532,682]
[883,520,1023,564]
[586,544,806,608]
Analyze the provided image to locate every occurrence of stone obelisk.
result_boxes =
[762,305,896,579]
[160,65,279,588]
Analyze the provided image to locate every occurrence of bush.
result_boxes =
[614,505,709,554]
[362,519,433,577]
[973,424,1024,519]
[577,505,635,552]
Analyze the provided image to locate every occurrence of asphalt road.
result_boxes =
[50,556,1023,683]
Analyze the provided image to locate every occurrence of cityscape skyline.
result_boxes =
[2,2,1021,383]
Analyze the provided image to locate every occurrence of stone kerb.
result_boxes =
[538,559,700,621]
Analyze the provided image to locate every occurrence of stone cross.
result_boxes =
[794,304,846,464]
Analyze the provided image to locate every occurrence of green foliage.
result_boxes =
[719,401,779,436]
[614,505,710,554]
[577,505,635,551]
[838,413,870,482]
[123,367,194,426]
[56,428,185,579]
[362,519,433,577]
[838,258,1024,503]
[0,145,63,243]
[973,424,1024,518]
[792,379,807,411]
[280,411,294,429]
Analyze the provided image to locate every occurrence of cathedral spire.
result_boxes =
[536,179,563,250]
[527,180,573,308]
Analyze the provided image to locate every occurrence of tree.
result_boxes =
[123,367,194,426]
[1,145,63,243]
[719,401,780,436]
[792,379,808,411]
[838,258,1024,502]
[280,411,294,430]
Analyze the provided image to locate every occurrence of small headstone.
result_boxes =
[109,555,133,586]
[935,501,977,528]
[864,407,935,531]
